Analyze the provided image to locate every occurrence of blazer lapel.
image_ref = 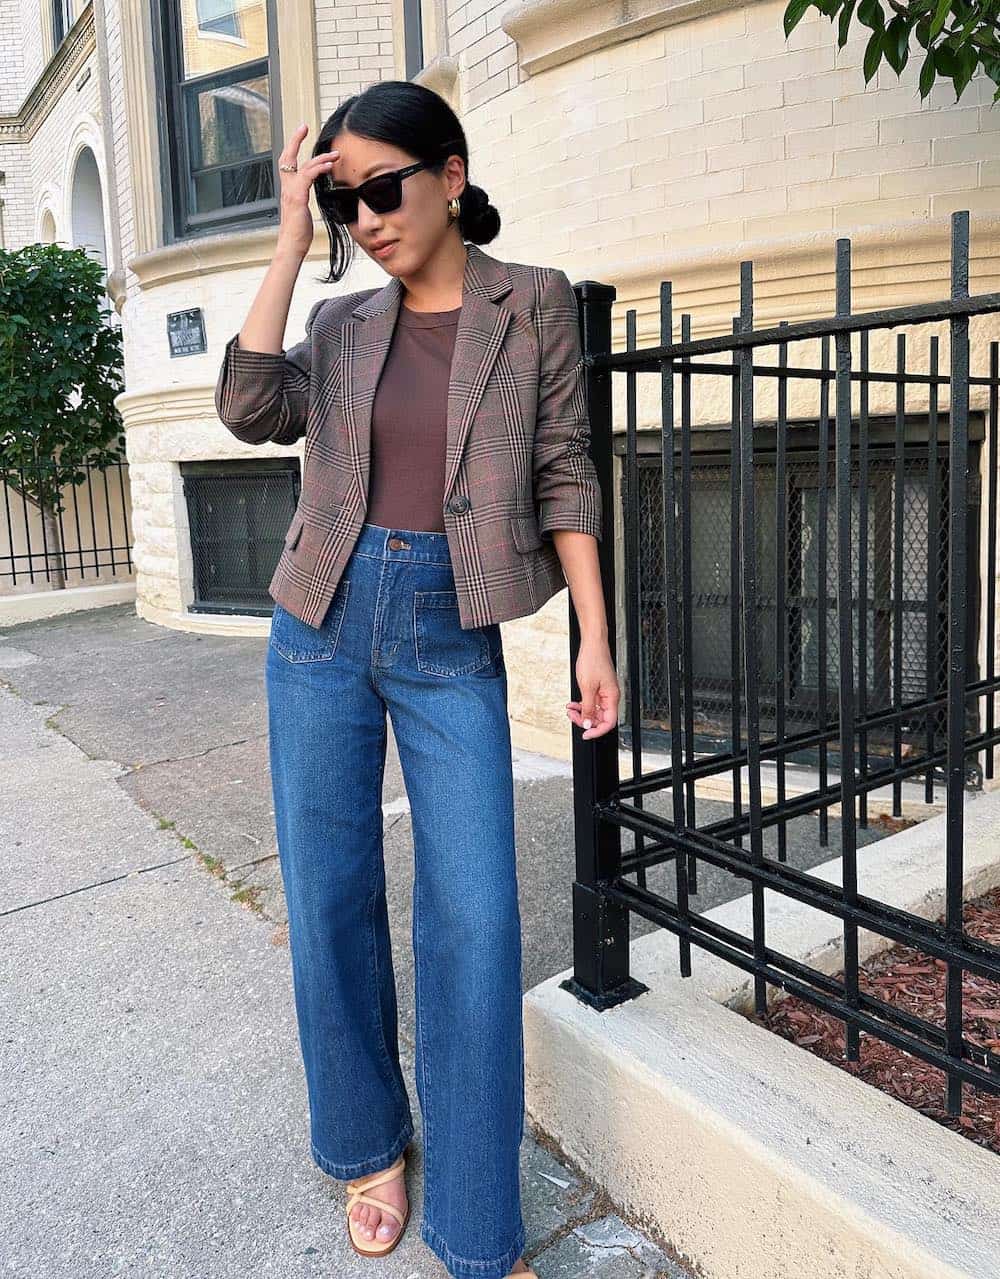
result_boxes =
[338,243,514,511]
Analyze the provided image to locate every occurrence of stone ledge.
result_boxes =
[136,599,270,637]
[0,581,136,626]
[502,0,751,76]
[524,787,1000,1279]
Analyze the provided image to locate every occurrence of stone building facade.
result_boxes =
[1,0,997,753]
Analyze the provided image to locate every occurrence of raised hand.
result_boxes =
[276,123,339,260]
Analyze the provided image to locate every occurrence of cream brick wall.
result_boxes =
[102,0,138,306]
[0,1,27,115]
[447,2,998,266]
[315,0,395,116]
[15,0,48,103]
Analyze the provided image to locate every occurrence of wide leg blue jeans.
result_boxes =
[265,521,526,1278]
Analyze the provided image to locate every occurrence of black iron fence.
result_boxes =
[567,209,1000,1117]
[0,457,132,591]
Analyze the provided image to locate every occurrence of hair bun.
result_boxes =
[459,183,501,245]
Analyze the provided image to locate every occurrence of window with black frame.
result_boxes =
[52,0,73,50]
[156,0,281,237]
[619,420,982,772]
[182,458,301,615]
[402,0,426,79]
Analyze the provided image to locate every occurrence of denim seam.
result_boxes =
[310,1119,413,1180]
[364,843,405,1118]
[353,549,453,568]
[370,551,389,689]
[369,711,411,1119]
[414,860,432,1223]
[420,1216,526,1278]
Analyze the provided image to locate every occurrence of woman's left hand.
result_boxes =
[566,639,620,740]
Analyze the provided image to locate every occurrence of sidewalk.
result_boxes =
[1,603,694,1279]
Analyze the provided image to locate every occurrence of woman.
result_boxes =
[214,80,619,1279]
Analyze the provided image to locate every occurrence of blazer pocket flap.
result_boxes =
[283,509,305,550]
[510,513,543,552]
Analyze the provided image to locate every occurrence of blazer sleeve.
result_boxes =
[532,268,604,542]
[214,296,326,446]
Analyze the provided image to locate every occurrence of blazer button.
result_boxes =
[448,495,471,514]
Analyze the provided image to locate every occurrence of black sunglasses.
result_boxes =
[316,139,463,225]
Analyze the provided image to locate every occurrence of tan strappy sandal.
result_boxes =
[345,1150,411,1258]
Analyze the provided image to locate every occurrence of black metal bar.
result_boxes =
[834,239,860,1062]
[566,277,642,1009]
[926,336,942,804]
[817,334,830,847]
[622,307,646,892]
[729,319,744,850]
[944,211,971,1116]
[736,263,767,1016]
[67,467,86,577]
[604,802,1000,987]
[775,322,790,863]
[659,281,692,977]
[84,463,99,577]
[680,312,698,893]
[597,356,997,391]
[616,667,1000,803]
[588,290,1000,371]
[986,340,998,782]
[858,328,871,827]
[119,458,134,573]
[892,333,906,816]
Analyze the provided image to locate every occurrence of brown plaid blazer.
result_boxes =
[214,242,603,630]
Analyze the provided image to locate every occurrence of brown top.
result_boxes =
[364,302,462,534]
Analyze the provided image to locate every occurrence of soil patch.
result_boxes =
[758,883,1000,1154]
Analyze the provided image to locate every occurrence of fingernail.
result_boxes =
[583,719,592,729]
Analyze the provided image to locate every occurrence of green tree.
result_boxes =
[784,0,1000,103]
[0,243,125,589]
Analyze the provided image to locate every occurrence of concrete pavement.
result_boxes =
[1,604,697,1279]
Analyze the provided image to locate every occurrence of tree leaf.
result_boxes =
[863,26,885,79]
[929,0,952,37]
[858,0,885,29]
[839,0,858,44]
[784,0,816,33]
[918,49,938,95]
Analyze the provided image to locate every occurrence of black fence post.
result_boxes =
[560,275,649,1010]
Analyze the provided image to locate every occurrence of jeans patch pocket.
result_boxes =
[269,583,350,663]
[413,590,500,678]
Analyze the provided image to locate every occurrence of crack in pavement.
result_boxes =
[0,851,197,917]
[119,732,268,772]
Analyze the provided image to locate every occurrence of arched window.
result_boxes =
[153,0,283,239]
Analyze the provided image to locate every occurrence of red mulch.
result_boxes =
[757,883,1000,1154]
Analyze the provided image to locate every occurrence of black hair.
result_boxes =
[308,80,500,284]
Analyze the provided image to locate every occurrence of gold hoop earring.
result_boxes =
[447,196,461,222]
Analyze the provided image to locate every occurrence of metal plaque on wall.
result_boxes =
[168,308,207,357]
